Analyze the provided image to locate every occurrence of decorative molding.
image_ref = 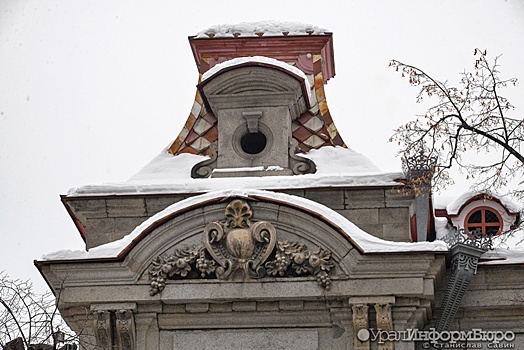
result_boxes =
[243,111,262,133]
[148,199,335,295]
[190,133,317,178]
[295,54,314,75]
[401,151,437,184]
[265,241,333,289]
[191,142,218,178]
[115,309,135,350]
[352,304,370,350]
[289,138,316,175]
[94,310,112,350]
[440,228,493,251]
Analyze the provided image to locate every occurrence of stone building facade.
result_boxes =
[36,23,523,350]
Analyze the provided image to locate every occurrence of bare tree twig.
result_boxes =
[0,271,78,349]
[389,49,523,202]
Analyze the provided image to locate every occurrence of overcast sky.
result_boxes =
[1,0,523,293]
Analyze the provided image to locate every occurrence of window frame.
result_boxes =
[464,206,503,236]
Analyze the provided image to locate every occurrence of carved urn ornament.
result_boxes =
[148,199,335,296]
[204,199,276,279]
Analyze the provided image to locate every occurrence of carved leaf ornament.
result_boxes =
[149,199,335,296]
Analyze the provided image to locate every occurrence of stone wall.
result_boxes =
[65,187,415,250]
[286,188,414,242]
[431,264,524,349]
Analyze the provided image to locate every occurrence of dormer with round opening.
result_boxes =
[192,59,316,178]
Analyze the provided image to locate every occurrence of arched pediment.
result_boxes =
[198,62,311,119]
[128,193,356,295]
[203,66,302,95]
[92,189,445,297]
[198,57,312,113]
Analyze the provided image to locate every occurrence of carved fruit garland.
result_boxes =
[148,199,335,296]
[265,241,334,289]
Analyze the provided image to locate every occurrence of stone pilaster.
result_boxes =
[94,310,112,350]
[349,297,395,350]
[115,309,135,350]
[375,303,394,350]
[135,313,160,350]
[351,304,370,350]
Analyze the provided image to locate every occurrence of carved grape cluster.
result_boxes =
[148,245,216,296]
[265,241,334,290]
[316,271,331,289]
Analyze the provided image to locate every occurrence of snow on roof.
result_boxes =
[201,56,312,101]
[195,21,330,39]
[42,189,448,261]
[434,217,450,239]
[445,191,522,215]
[479,227,524,265]
[432,195,454,210]
[67,146,403,197]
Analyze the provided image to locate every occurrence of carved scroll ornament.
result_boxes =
[148,199,335,296]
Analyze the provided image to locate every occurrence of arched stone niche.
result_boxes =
[129,197,353,297]
[192,64,316,178]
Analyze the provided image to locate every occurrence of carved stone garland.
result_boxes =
[149,199,335,296]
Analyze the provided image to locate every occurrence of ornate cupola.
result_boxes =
[166,22,346,178]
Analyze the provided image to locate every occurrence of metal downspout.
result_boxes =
[434,241,488,332]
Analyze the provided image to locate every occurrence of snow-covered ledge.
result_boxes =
[42,189,448,261]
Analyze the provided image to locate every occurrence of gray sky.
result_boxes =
[1,0,523,293]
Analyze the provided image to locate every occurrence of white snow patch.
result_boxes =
[304,146,382,174]
[41,189,448,261]
[129,151,204,182]
[432,195,454,210]
[196,21,329,38]
[479,227,524,265]
[434,217,451,239]
[213,166,264,173]
[201,56,312,101]
[68,147,402,197]
[446,191,522,215]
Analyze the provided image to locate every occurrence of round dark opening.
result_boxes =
[240,132,267,155]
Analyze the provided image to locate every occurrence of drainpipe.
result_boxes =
[436,230,492,331]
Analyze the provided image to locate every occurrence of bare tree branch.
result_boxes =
[389,49,523,201]
[0,271,78,349]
